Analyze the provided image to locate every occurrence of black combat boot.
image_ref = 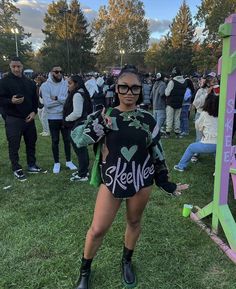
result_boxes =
[76,257,92,289]
[121,246,137,288]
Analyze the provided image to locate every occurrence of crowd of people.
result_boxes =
[0,57,221,289]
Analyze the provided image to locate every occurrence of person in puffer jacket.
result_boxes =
[165,67,186,138]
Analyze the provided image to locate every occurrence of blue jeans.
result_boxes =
[153,109,166,130]
[177,142,216,169]
[180,105,190,134]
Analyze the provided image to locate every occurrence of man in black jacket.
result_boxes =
[0,57,42,181]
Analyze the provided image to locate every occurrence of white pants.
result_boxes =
[166,105,181,133]
[38,108,49,133]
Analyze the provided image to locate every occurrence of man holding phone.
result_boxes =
[0,56,42,181]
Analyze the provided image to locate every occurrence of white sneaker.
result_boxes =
[70,175,88,182]
[66,161,77,170]
[41,132,50,136]
[71,171,89,177]
[53,163,61,174]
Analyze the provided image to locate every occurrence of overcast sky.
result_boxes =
[15,0,202,50]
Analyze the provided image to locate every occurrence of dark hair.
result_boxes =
[69,75,90,99]
[114,64,143,105]
[63,75,92,123]
[202,77,214,88]
[171,67,181,77]
[185,78,195,95]
[202,93,219,117]
[51,65,61,70]
[10,56,22,63]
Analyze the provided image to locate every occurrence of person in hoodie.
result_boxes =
[165,67,186,138]
[150,72,167,130]
[0,57,43,181]
[40,65,77,174]
[85,74,99,111]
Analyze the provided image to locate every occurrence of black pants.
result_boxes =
[69,129,89,177]
[48,119,71,163]
[5,115,37,171]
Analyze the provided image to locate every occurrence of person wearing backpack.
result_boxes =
[63,75,92,181]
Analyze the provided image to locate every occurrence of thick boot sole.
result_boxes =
[121,263,137,288]
[122,277,137,288]
[76,271,92,289]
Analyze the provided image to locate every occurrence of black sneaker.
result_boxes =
[28,165,47,173]
[13,169,27,182]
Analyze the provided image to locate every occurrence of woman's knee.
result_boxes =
[88,225,107,240]
[126,219,141,230]
[188,143,196,153]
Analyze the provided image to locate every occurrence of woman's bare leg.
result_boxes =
[83,184,122,259]
[125,186,151,249]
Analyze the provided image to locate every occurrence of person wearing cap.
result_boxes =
[150,72,167,130]
[165,67,186,138]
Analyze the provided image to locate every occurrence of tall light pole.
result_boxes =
[11,28,19,57]
[119,49,125,68]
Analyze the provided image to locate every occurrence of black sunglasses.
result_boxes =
[53,70,63,74]
[117,84,142,95]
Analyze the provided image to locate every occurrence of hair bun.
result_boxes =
[121,64,138,73]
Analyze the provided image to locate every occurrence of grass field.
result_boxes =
[1,115,236,289]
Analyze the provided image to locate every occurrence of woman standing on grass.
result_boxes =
[71,65,188,289]
[63,75,92,181]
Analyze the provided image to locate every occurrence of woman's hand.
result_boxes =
[101,107,112,128]
[173,183,189,196]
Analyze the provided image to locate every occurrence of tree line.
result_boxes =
[0,0,236,74]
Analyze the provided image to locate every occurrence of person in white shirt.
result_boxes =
[174,92,219,172]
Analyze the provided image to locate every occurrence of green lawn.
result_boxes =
[1,115,236,289]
